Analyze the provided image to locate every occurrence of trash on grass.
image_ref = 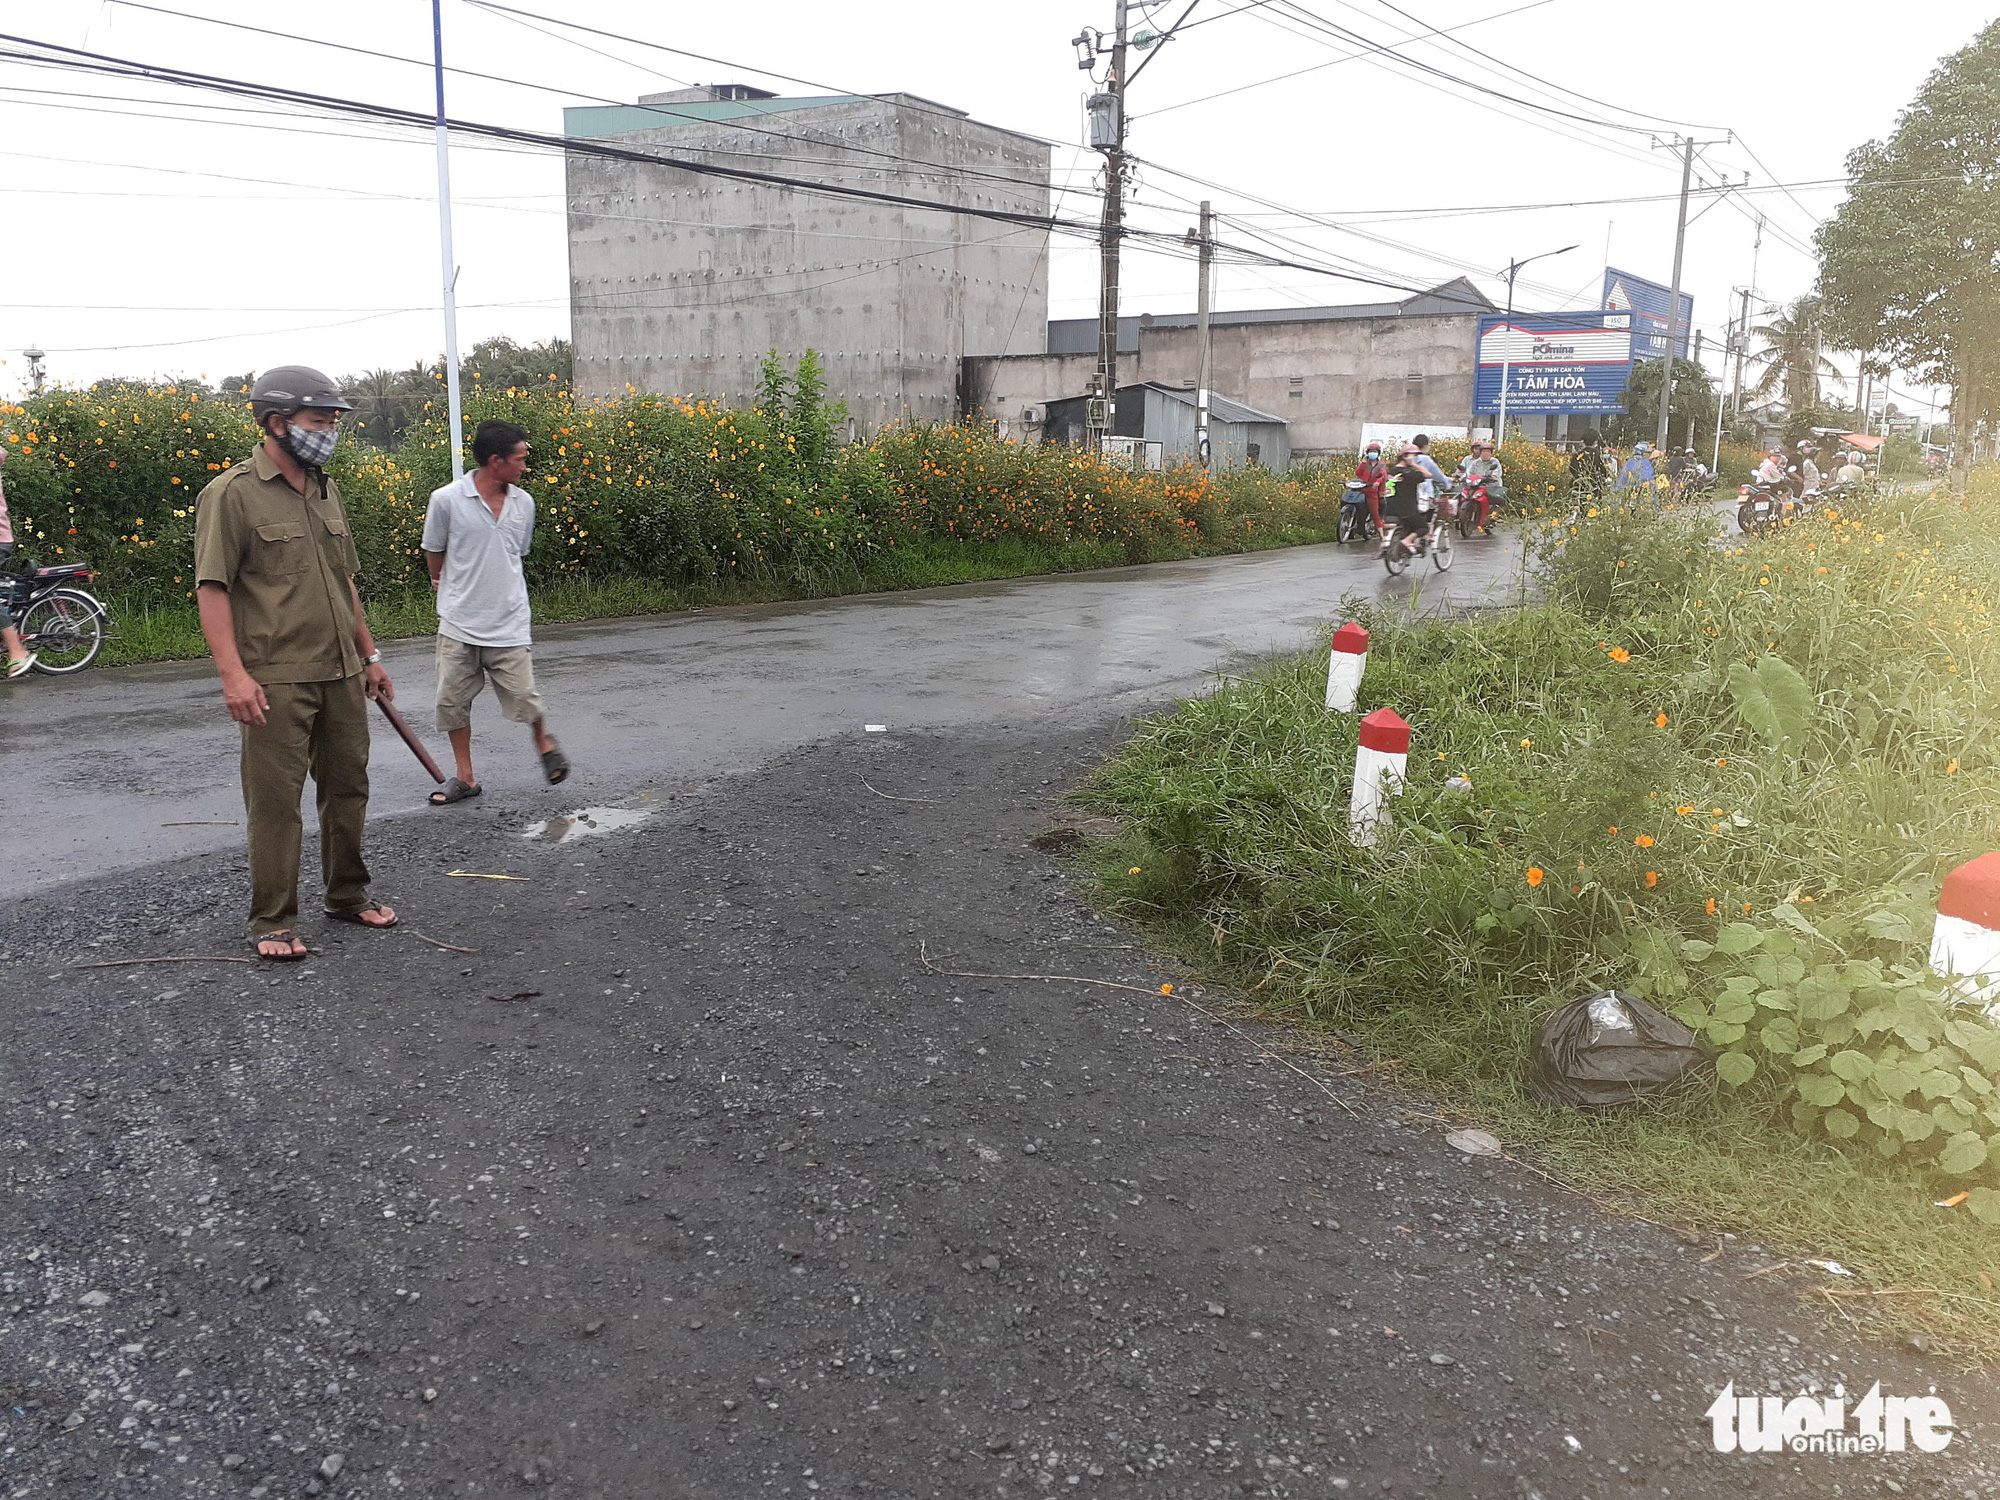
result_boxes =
[1527,988,1709,1110]
[1936,1192,1970,1209]
[865,724,888,733]
[1803,1259,1854,1277]
[1445,1127,1503,1157]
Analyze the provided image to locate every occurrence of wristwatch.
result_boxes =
[365,650,383,665]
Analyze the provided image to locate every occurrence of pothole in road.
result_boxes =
[521,805,655,843]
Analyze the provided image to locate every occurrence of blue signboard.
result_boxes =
[1474,313,1632,415]
[1602,267,1693,360]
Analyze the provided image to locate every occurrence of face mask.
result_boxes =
[284,422,339,468]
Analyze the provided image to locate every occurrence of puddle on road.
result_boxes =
[521,805,655,843]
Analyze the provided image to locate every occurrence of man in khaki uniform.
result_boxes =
[194,365,398,959]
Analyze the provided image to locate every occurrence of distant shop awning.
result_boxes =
[1840,432,1886,451]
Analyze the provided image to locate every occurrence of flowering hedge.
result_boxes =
[3,360,1354,601]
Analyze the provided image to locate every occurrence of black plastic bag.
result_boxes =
[1527,988,1711,1110]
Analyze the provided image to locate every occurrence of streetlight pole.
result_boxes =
[1493,244,1575,446]
[431,0,466,481]
[1651,134,1731,453]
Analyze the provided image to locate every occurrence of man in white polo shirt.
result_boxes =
[421,419,569,804]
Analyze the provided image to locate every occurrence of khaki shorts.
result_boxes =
[435,636,545,733]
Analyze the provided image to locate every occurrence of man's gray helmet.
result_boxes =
[249,365,354,423]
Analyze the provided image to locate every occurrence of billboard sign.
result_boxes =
[1474,314,1632,414]
[1603,267,1694,360]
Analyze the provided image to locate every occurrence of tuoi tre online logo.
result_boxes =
[1707,1382,1953,1455]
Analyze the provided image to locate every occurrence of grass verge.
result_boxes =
[94,528,1340,669]
[1083,482,2000,1353]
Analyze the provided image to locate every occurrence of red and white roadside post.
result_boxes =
[1325,621,1369,713]
[1349,707,1410,846]
[1931,852,2000,1013]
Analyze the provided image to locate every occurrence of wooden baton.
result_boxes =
[374,695,447,784]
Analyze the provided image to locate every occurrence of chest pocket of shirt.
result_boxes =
[251,521,311,576]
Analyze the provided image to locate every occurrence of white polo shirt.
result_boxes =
[421,473,535,648]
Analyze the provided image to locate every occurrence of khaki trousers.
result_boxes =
[241,674,372,935]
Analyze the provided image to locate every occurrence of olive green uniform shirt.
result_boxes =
[193,449,362,684]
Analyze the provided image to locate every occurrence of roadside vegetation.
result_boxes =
[3,359,1371,666]
[1085,475,2000,1348]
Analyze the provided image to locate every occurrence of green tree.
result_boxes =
[1742,297,1840,411]
[459,335,572,391]
[1603,356,1718,451]
[1817,18,2000,490]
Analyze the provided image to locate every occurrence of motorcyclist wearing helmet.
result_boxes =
[1616,440,1656,490]
[1456,437,1503,535]
[1754,449,1787,487]
[192,365,399,961]
[1354,440,1389,534]
[1794,438,1821,497]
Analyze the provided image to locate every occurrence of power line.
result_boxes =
[98,0,1066,198]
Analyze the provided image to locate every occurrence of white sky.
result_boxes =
[2,0,1985,417]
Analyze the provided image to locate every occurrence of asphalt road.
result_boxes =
[4,528,1989,1500]
[2,534,1527,897]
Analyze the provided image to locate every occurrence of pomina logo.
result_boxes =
[1530,339,1578,358]
[1706,1382,1953,1455]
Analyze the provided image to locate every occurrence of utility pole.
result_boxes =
[1652,135,1732,453]
[1182,200,1214,467]
[1494,244,1575,445]
[1084,0,1131,453]
[431,0,466,481]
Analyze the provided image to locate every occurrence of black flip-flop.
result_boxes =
[430,777,481,806]
[327,900,398,930]
[541,743,570,785]
[251,930,308,962]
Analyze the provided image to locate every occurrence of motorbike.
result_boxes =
[1452,474,1502,538]
[1,557,109,675]
[1736,481,1777,535]
[1337,479,1380,543]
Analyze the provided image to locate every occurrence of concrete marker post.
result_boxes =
[1325,622,1369,713]
[1349,707,1410,847]
[1930,851,2000,1013]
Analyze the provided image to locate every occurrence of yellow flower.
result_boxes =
[1128,866,1142,876]
[1519,738,1532,749]
[1159,983,1174,995]
[1947,759,1960,774]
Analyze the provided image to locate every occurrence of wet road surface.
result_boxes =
[2,535,1529,897]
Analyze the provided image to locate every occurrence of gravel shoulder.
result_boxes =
[1,716,1991,1500]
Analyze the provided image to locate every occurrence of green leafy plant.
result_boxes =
[1724,655,1812,757]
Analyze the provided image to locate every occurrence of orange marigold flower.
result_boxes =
[1607,647,1632,663]
[1525,866,1545,888]
[1706,897,1718,915]
[1676,805,1694,815]
[1645,871,1659,888]
[1655,713,1669,728]
[1634,834,1655,848]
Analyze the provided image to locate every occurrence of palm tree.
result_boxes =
[1744,296,1841,411]
[345,367,413,448]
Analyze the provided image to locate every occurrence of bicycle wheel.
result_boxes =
[1382,540,1409,577]
[21,588,106,674]
[1432,525,1455,571]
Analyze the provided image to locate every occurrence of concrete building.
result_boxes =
[1043,383,1291,471]
[565,86,1051,432]
[963,279,1492,457]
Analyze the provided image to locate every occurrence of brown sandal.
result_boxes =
[328,901,398,930]
[252,931,308,962]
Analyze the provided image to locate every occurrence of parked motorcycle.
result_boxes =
[1,558,109,674]
[1337,480,1380,543]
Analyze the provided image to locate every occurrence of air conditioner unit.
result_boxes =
[1021,405,1042,424]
